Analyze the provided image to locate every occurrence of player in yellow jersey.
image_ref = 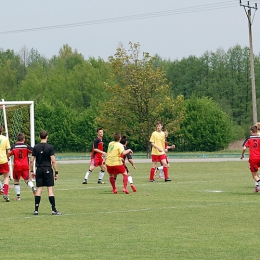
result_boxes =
[0,126,11,202]
[106,133,133,194]
[149,122,171,182]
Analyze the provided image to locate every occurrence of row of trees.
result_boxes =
[0,43,258,154]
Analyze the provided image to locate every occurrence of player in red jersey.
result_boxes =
[82,127,107,184]
[8,132,36,200]
[241,125,260,192]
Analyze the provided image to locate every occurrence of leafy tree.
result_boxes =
[0,49,24,99]
[176,96,233,151]
[96,42,185,156]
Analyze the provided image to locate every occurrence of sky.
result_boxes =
[0,0,260,61]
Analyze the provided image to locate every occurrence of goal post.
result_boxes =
[0,99,35,179]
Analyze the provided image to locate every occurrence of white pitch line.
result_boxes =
[1,200,257,221]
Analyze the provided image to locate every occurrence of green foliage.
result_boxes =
[176,96,233,151]
[165,45,259,127]
[34,101,98,152]
[1,43,258,152]
[96,42,185,155]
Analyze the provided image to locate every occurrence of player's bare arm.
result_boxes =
[93,148,107,156]
[240,146,246,159]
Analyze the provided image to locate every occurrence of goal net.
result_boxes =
[0,100,35,179]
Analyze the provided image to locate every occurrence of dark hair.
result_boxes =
[39,130,48,139]
[114,133,121,141]
[120,136,127,145]
[156,121,162,126]
[17,132,25,141]
[250,125,258,133]
[97,127,103,132]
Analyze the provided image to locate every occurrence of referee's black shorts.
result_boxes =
[36,167,54,187]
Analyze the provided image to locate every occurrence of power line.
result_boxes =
[0,1,239,35]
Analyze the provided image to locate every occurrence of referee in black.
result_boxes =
[30,130,61,215]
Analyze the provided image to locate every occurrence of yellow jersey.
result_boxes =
[0,134,10,164]
[106,141,124,166]
[150,131,165,156]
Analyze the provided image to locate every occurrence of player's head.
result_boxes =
[120,136,127,145]
[97,127,103,137]
[250,125,257,134]
[164,129,168,137]
[39,130,48,140]
[114,133,121,142]
[156,121,163,131]
[17,132,25,141]
[257,122,260,131]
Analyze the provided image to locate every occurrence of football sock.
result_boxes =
[84,170,92,180]
[26,180,34,188]
[123,174,128,189]
[14,184,20,196]
[49,196,56,211]
[110,176,116,189]
[35,196,41,211]
[0,180,3,190]
[128,175,133,184]
[98,170,105,180]
[3,184,9,196]
[157,166,163,171]
[163,166,169,179]
[150,168,155,180]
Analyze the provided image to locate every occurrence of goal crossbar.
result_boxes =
[0,100,35,147]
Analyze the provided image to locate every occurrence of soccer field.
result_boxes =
[1,160,259,259]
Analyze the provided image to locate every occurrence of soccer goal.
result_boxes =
[0,99,35,179]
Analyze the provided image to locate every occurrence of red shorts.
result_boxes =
[90,156,104,167]
[152,154,167,163]
[0,162,10,174]
[13,170,29,181]
[106,165,126,175]
[248,159,260,172]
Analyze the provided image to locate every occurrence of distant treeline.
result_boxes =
[0,44,258,152]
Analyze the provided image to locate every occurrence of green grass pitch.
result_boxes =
[1,160,259,259]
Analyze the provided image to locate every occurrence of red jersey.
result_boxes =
[9,141,33,171]
[243,135,260,160]
[91,137,103,159]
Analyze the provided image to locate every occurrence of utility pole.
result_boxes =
[240,1,258,124]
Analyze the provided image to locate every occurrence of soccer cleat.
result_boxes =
[82,179,88,184]
[112,188,118,194]
[130,184,137,192]
[165,178,172,182]
[32,187,37,196]
[3,195,10,202]
[15,196,21,201]
[123,188,129,194]
[149,179,157,182]
[52,210,62,215]
[97,180,105,184]
[33,211,38,215]
[254,186,260,193]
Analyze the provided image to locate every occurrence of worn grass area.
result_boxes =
[1,160,258,259]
